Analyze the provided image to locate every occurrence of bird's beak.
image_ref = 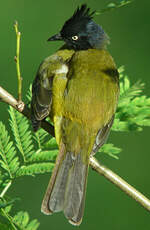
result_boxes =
[47,33,63,41]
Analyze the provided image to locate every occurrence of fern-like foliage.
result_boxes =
[9,107,34,162]
[33,128,51,150]
[16,162,54,176]
[13,211,40,230]
[7,106,57,177]
[96,0,133,15]
[0,122,19,182]
[99,144,121,159]
[0,104,57,229]
[113,67,150,132]
[25,84,32,103]
[0,206,40,230]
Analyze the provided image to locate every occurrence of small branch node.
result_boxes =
[14,56,17,62]
[17,101,25,112]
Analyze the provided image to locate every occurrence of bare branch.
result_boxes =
[90,156,150,212]
[14,21,22,101]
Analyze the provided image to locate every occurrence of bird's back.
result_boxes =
[63,49,119,129]
[52,49,119,151]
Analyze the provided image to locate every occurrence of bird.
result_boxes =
[31,4,120,226]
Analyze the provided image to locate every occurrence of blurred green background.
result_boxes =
[0,0,150,229]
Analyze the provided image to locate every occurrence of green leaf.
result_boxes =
[13,211,40,230]
[44,137,58,150]
[0,122,19,178]
[3,205,12,215]
[26,84,32,103]
[119,80,144,105]
[26,219,40,230]
[13,211,29,228]
[33,128,52,150]
[29,149,58,163]
[0,197,20,213]
[0,199,14,210]
[96,0,133,15]
[99,143,121,159]
[16,162,54,176]
[8,106,34,162]
[112,70,150,133]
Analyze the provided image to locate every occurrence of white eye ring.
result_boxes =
[72,35,79,41]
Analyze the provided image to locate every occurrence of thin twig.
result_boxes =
[0,86,22,111]
[0,86,150,213]
[0,181,12,198]
[90,156,150,212]
[1,209,18,230]
[95,0,133,15]
[14,21,22,102]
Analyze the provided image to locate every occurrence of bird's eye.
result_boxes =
[72,35,79,41]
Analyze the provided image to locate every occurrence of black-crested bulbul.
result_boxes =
[31,4,119,226]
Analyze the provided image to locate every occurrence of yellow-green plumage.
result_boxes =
[32,48,119,224]
[31,4,120,226]
[51,49,119,159]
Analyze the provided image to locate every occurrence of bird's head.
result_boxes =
[48,4,109,50]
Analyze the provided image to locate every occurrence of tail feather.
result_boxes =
[49,151,74,212]
[41,142,89,225]
[64,153,88,224]
[41,142,66,214]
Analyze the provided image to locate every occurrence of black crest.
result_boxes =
[68,4,95,23]
[61,4,95,37]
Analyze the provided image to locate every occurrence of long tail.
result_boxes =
[41,142,89,226]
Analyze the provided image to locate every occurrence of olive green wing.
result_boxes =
[31,67,52,131]
[92,67,120,154]
[92,115,114,154]
[31,49,75,131]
